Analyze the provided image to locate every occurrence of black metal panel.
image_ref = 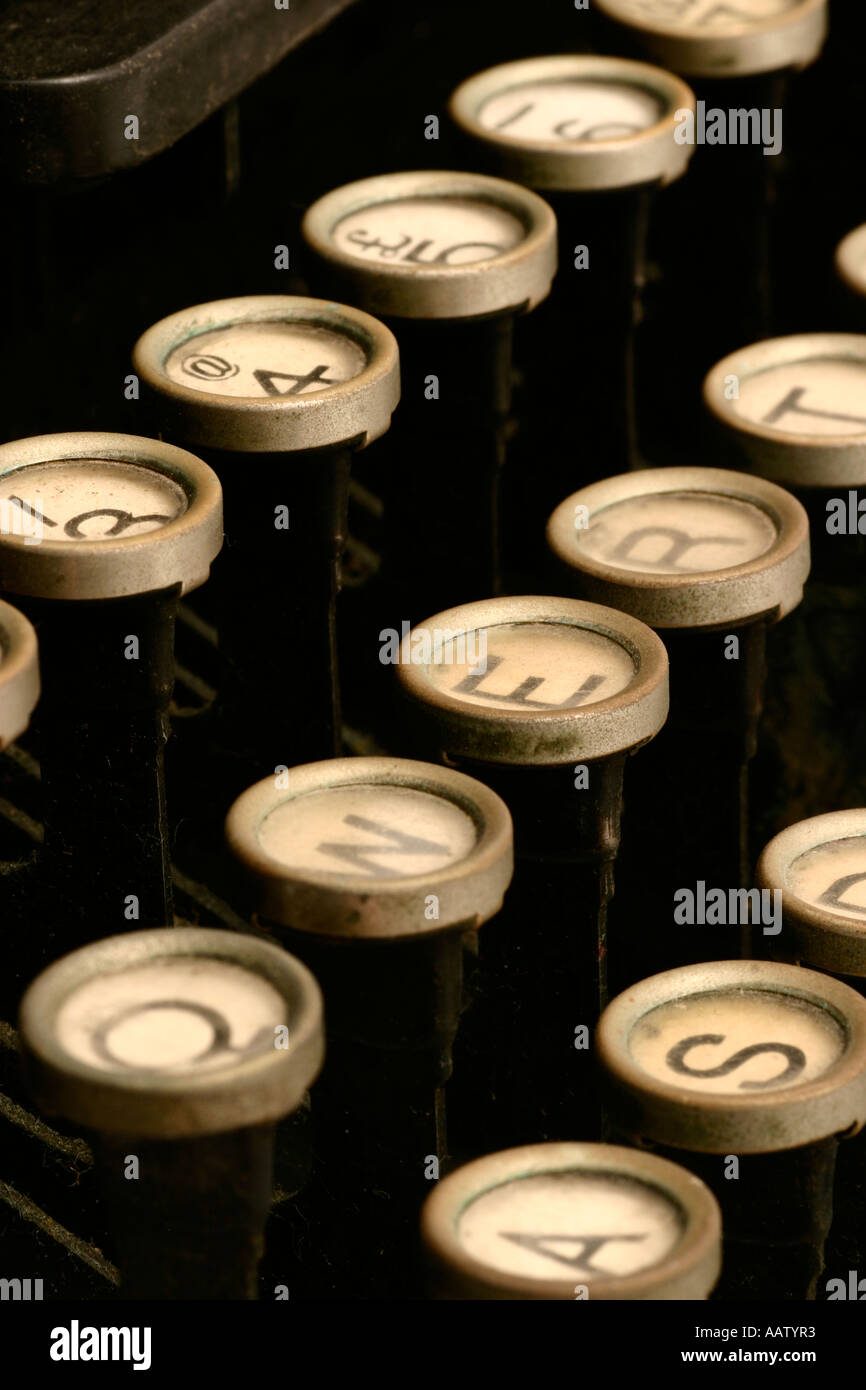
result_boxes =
[0,0,361,182]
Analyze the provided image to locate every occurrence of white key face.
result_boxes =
[576,492,776,574]
[730,360,866,438]
[0,461,187,543]
[607,0,799,31]
[457,1172,684,1280]
[164,322,368,398]
[629,988,845,1095]
[424,622,637,712]
[478,80,664,143]
[331,197,525,268]
[788,837,866,922]
[56,959,287,1076]
[256,784,478,880]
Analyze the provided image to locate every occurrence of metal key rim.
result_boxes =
[302,170,558,319]
[836,225,866,301]
[397,594,670,764]
[592,0,828,79]
[0,598,40,748]
[225,756,514,939]
[421,1141,722,1300]
[597,959,866,1153]
[19,927,325,1139]
[0,431,223,600]
[449,55,697,191]
[703,333,866,487]
[133,295,400,452]
[546,466,810,627]
[758,811,866,976]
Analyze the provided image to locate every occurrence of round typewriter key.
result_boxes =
[302,171,556,617]
[302,173,554,320]
[705,335,866,818]
[18,927,324,1300]
[450,55,696,546]
[397,595,669,1149]
[547,467,808,625]
[226,756,513,1297]
[758,812,866,1288]
[449,56,694,193]
[0,599,40,955]
[598,958,866,1299]
[133,295,399,784]
[594,1,830,460]
[704,333,866,588]
[548,466,809,983]
[0,432,222,942]
[836,225,866,313]
[421,1141,721,1300]
[592,0,828,79]
[0,599,39,751]
[704,334,866,492]
[757,811,866,980]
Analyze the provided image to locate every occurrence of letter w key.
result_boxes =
[317,814,450,877]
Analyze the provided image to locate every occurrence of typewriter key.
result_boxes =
[18,927,324,1300]
[0,432,222,941]
[449,55,696,500]
[704,333,866,479]
[836,226,866,317]
[226,756,513,1297]
[302,171,556,616]
[598,958,866,1299]
[421,1141,721,1300]
[397,595,669,1148]
[133,295,399,784]
[592,0,828,79]
[0,599,40,968]
[757,811,866,982]
[594,0,830,459]
[704,333,866,572]
[0,599,39,751]
[547,466,809,983]
[705,334,866,818]
[758,812,866,1275]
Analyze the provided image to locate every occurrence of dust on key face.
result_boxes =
[457,1170,685,1281]
[788,835,866,922]
[476,79,665,144]
[577,492,778,574]
[331,197,526,268]
[423,621,637,712]
[727,357,866,438]
[55,959,287,1075]
[605,0,801,31]
[629,988,846,1095]
[255,783,478,881]
[165,321,369,398]
[0,460,187,543]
